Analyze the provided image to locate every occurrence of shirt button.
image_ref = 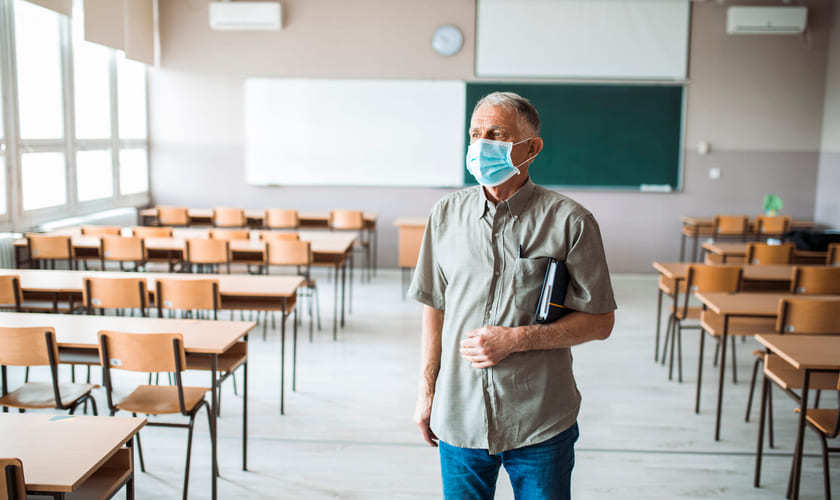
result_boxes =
[495,271,500,276]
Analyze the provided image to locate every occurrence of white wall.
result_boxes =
[816,1,840,228]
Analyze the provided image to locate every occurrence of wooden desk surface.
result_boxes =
[392,216,427,227]
[694,292,838,316]
[653,261,797,282]
[0,268,303,298]
[0,413,145,493]
[681,216,815,229]
[0,311,255,353]
[756,334,840,371]
[701,241,827,260]
[138,208,377,223]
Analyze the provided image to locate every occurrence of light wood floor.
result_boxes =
[8,271,838,499]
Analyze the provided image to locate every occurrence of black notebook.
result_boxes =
[534,257,572,324]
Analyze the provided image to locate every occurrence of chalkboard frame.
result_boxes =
[464,82,685,191]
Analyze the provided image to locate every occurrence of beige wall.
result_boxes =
[149,0,836,272]
[816,0,840,227]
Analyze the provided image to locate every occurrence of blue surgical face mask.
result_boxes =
[466,138,535,187]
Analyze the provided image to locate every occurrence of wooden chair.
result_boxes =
[209,229,249,241]
[97,330,213,500]
[801,372,840,500]
[157,206,190,227]
[212,208,246,228]
[186,239,230,274]
[80,225,121,236]
[828,243,840,266]
[264,209,299,229]
[100,236,146,271]
[329,210,370,282]
[754,215,791,241]
[754,298,840,490]
[712,215,749,242]
[746,242,794,265]
[662,264,742,382]
[26,234,73,270]
[790,266,840,295]
[155,279,219,320]
[0,276,21,312]
[0,457,25,500]
[260,231,300,241]
[0,326,97,415]
[131,226,173,238]
[265,239,320,340]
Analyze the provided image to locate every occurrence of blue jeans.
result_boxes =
[439,423,579,500]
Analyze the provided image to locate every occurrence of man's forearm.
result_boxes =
[418,305,444,397]
[513,310,614,353]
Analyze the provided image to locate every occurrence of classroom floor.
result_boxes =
[12,271,839,499]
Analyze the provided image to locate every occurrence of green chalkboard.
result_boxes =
[464,83,684,190]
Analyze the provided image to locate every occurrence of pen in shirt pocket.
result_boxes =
[518,244,523,258]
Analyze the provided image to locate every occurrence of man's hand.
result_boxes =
[460,325,520,368]
[413,394,438,447]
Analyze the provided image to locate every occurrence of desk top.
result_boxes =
[653,261,796,282]
[0,311,255,353]
[701,241,827,259]
[756,334,840,371]
[0,268,303,298]
[694,292,838,316]
[681,216,815,229]
[138,208,377,223]
[0,413,145,493]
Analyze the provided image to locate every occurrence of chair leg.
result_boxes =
[819,433,831,500]
[232,370,238,396]
[661,314,673,367]
[204,401,218,477]
[315,286,322,331]
[655,289,663,362]
[695,330,706,414]
[745,356,763,422]
[183,413,197,500]
[677,325,683,383]
[24,367,29,383]
[731,336,738,384]
[134,429,146,472]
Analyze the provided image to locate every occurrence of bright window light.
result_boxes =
[117,53,147,140]
[119,149,148,195]
[77,150,114,201]
[72,6,111,139]
[22,152,66,210]
[0,157,6,216]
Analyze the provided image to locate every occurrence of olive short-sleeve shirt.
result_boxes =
[408,178,617,454]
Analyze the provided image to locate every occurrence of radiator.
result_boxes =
[0,233,20,269]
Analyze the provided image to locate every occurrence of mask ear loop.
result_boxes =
[512,138,538,169]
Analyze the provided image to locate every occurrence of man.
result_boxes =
[409,91,616,500]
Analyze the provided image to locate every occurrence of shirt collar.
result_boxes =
[475,177,536,220]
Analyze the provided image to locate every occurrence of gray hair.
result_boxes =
[473,91,541,137]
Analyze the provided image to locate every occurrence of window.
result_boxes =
[72,10,111,140]
[14,0,64,140]
[0,157,6,216]
[119,149,148,195]
[77,150,113,201]
[117,53,147,140]
[21,152,66,211]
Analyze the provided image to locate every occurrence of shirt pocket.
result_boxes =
[512,257,549,316]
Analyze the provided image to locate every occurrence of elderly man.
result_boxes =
[409,91,616,499]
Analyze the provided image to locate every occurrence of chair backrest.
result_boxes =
[790,266,840,295]
[712,215,749,240]
[26,234,72,261]
[746,242,794,265]
[186,239,230,266]
[266,240,311,270]
[329,210,364,231]
[157,206,190,226]
[776,298,840,335]
[98,330,185,373]
[81,225,121,236]
[754,215,791,238]
[209,228,249,241]
[131,226,173,238]
[828,243,840,266]
[101,236,145,262]
[155,279,219,318]
[0,457,25,500]
[260,231,300,241]
[83,277,147,313]
[686,264,743,294]
[0,276,22,311]
[0,326,57,367]
[213,207,246,228]
[265,209,299,229]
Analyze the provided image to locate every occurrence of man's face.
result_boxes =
[468,105,532,168]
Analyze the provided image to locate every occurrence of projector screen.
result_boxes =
[476,0,690,80]
[244,79,466,187]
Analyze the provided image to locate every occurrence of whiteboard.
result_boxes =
[476,0,690,80]
[244,79,467,187]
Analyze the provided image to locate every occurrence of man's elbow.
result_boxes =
[594,311,615,340]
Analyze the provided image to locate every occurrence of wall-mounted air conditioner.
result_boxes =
[727,6,807,35]
[209,2,282,31]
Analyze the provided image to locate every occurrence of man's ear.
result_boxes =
[529,137,544,157]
